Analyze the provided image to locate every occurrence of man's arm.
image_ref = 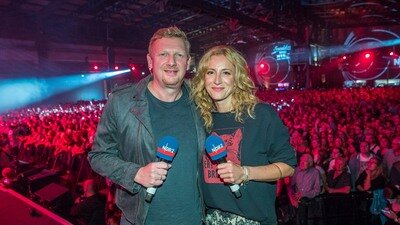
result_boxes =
[88,95,142,194]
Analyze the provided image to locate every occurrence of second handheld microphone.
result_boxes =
[205,135,242,198]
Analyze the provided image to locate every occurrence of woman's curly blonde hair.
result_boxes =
[191,45,257,132]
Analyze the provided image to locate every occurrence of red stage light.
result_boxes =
[342,56,347,60]
[114,65,119,70]
[93,65,99,70]
[260,63,265,69]
[389,51,394,56]
[130,65,136,71]
[365,53,371,59]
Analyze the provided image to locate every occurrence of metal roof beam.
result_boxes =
[169,0,297,41]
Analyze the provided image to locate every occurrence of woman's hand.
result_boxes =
[216,160,245,184]
[382,208,398,220]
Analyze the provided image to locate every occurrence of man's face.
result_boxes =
[360,142,370,154]
[147,37,190,90]
[299,155,311,171]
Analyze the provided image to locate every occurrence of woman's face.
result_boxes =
[348,144,357,154]
[367,158,379,171]
[379,137,389,148]
[311,139,320,148]
[334,158,347,171]
[331,148,342,159]
[204,55,236,112]
[334,138,343,147]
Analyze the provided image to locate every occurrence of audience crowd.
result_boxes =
[0,86,399,225]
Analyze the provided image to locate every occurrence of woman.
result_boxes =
[191,45,296,225]
[324,156,352,225]
[327,147,344,172]
[326,156,351,194]
[355,156,386,193]
[356,157,387,225]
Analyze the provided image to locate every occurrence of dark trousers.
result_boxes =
[296,197,319,225]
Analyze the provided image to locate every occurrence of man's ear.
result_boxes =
[186,55,192,71]
[147,53,153,72]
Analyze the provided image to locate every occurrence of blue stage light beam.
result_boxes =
[0,69,130,114]
[314,38,400,61]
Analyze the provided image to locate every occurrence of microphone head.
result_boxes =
[156,136,179,161]
[205,135,227,161]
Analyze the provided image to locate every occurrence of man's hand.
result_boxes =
[134,162,171,187]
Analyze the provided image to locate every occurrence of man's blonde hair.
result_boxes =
[148,26,190,55]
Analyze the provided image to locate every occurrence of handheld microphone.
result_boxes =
[205,135,242,198]
[145,136,179,202]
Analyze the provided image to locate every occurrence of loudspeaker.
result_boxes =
[12,160,31,173]
[20,166,45,178]
[34,183,73,213]
[28,169,59,193]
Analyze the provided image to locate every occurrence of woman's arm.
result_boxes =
[246,162,294,182]
[217,161,294,184]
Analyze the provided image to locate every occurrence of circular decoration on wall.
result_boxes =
[340,29,400,81]
[254,42,291,86]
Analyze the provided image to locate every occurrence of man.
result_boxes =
[365,133,380,155]
[389,161,400,186]
[89,27,205,225]
[383,136,400,177]
[70,179,106,225]
[289,154,321,225]
[348,141,374,190]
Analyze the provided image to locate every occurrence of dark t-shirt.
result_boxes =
[355,171,386,191]
[390,161,400,185]
[201,103,296,225]
[326,170,351,189]
[145,88,202,225]
[70,193,106,225]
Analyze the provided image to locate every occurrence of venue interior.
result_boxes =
[0,1,400,225]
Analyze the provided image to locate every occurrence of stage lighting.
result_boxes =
[389,51,394,56]
[260,63,265,69]
[342,56,347,60]
[130,65,136,71]
[93,65,99,71]
[365,53,371,59]
[114,65,119,70]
